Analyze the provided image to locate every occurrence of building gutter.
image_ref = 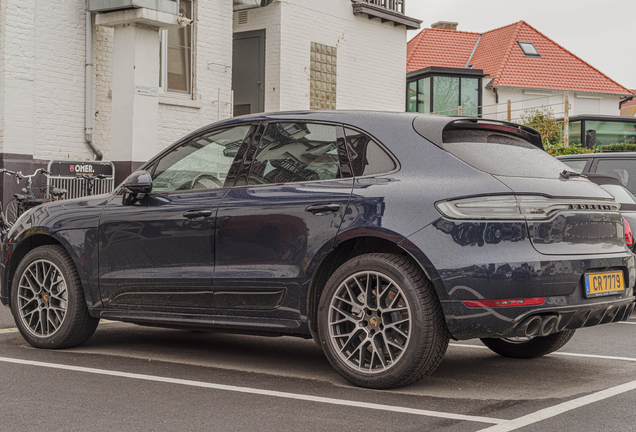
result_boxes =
[85,8,103,161]
[486,84,634,98]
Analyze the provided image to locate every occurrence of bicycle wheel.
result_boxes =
[5,197,19,225]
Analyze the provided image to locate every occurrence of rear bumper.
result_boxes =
[442,295,635,340]
[406,218,636,340]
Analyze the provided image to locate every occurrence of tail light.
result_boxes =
[624,219,634,248]
[435,195,620,221]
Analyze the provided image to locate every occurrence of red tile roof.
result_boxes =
[407,21,634,97]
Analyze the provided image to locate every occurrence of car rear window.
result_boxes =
[440,129,570,178]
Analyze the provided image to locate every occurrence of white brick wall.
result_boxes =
[0,0,407,165]
[235,0,407,112]
[94,25,114,161]
[0,0,6,150]
[156,0,234,151]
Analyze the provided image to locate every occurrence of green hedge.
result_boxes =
[597,142,636,152]
[544,141,636,156]
[544,143,595,156]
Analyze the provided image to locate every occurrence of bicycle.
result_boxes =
[0,169,17,236]
[4,168,66,225]
[80,173,107,196]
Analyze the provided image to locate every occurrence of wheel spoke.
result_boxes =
[330,304,360,323]
[372,336,387,367]
[343,282,363,307]
[386,324,409,339]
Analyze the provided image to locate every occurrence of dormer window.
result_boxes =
[518,41,540,58]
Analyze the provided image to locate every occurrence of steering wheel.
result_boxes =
[190,173,223,190]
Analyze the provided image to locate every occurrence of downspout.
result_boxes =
[86,8,103,161]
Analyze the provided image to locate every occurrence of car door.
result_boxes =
[214,121,354,319]
[98,124,255,313]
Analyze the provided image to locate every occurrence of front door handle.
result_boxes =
[183,209,213,219]
[305,203,341,215]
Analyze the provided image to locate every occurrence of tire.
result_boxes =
[5,196,18,225]
[480,330,576,359]
[10,245,99,349]
[317,253,449,389]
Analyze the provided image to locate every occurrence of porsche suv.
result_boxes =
[2,111,634,389]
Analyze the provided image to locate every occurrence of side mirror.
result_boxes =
[122,170,152,205]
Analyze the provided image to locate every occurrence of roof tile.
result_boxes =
[407,21,634,96]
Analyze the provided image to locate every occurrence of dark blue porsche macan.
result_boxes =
[2,111,635,389]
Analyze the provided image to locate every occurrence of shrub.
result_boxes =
[597,141,636,152]
[519,107,563,146]
[544,142,595,156]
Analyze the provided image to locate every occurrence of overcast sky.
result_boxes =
[405,0,636,91]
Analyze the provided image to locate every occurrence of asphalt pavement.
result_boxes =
[2,311,636,431]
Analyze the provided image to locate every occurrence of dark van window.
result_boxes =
[247,123,342,185]
[345,128,397,177]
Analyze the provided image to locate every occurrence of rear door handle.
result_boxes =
[305,203,341,215]
[183,209,213,219]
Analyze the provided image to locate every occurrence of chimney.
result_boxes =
[431,21,458,30]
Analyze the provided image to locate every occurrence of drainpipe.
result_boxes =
[86,9,103,161]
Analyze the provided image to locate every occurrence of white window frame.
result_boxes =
[160,0,194,96]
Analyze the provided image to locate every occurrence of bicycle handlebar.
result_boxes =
[80,174,106,180]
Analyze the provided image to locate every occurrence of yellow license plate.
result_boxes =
[584,271,625,297]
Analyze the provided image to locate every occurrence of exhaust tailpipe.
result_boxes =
[540,315,558,336]
[513,315,542,337]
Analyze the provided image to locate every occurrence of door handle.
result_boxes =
[305,203,341,215]
[183,209,213,219]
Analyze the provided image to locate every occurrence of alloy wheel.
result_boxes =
[17,259,68,337]
[328,271,412,373]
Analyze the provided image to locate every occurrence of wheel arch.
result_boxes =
[5,231,101,310]
[306,232,444,335]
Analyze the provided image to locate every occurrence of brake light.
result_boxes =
[624,219,634,247]
[462,298,546,308]
[478,124,519,134]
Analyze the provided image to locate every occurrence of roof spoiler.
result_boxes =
[413,115,544,150]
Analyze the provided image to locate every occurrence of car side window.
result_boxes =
[596,159,636,193]
[151,125,251,193]
[345,128,397,177]
[560,159,588,173]
[247,122,342,185]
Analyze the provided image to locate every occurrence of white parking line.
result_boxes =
[0,356,504,425]
[477,378,636,432]
[450,343,636,362]
[618,321,636,325]
[0,328,18,334]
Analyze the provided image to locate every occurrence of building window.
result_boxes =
[310,42,337,110]
[406,68,481,116]
[517,41,540,58]
[160,0,193,94]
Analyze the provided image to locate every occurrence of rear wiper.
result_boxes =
[560,170,586,180]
